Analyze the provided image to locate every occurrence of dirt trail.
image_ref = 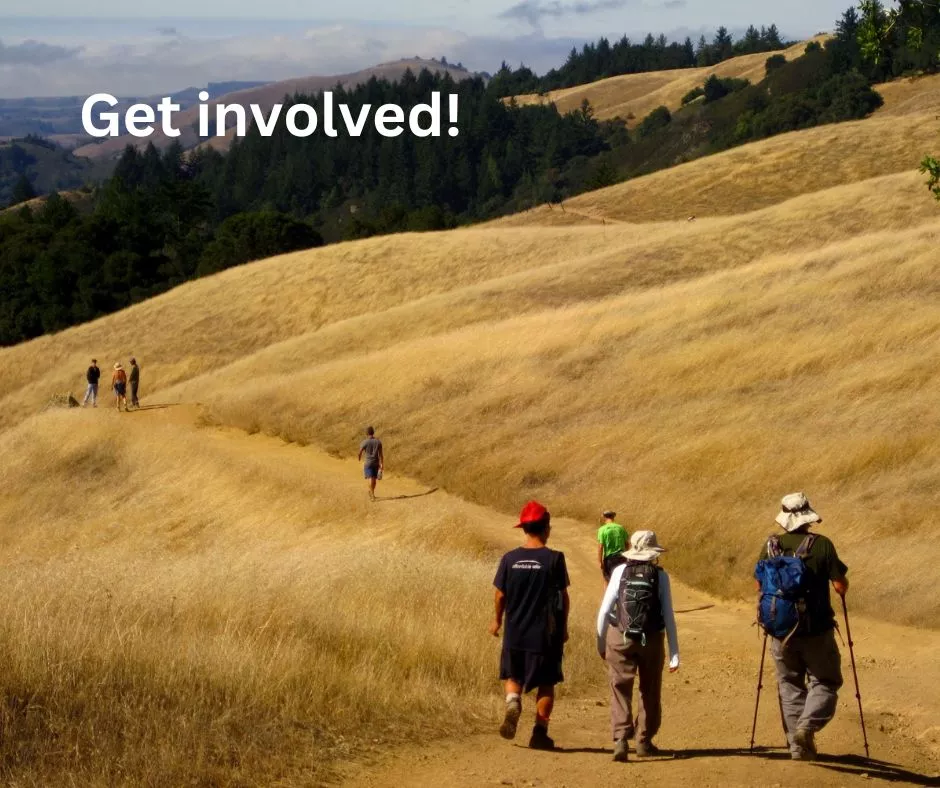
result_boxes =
[132,404,940,787]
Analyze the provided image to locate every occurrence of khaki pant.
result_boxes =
[605,626,665,745]
[771,629,843,754]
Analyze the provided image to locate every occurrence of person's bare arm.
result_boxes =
[489,589,506,637]
[357,447,363,461]
[597,543,604,570]
[379,445,385,469]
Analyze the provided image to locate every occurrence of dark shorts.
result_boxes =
[364,463,379,479]
[499,647,564,692]
[603,553,627,582]
[114,383,126,396]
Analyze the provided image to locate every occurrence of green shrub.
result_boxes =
[637,106,672,138]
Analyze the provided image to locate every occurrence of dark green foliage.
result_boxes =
[703,76,751,103]
[490,23,791,97]
[198,212,323,275]
[766,54,788,73]
[637,106,672,138]
[920,154,940,200]
[681,87,705,105]
[805,41,823,53]
[0,137,106,206]
[10,174,36,206]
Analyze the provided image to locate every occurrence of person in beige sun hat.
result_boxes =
[596,529,680,762]
[756,492,848,762]
[775,492,822,533]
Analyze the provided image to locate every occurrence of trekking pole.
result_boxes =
[749,632,768,752]
[841,595,870,759]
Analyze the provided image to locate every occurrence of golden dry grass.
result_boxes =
[512,37,828,123]
[0,409,597,783]
[1,66,939,784]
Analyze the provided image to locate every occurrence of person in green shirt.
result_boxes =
[597,510,629,582]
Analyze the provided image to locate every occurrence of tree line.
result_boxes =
[487,24,790,97]
[1,3,938,347]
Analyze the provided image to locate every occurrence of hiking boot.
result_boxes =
[499,698,522,740]
[791,748,816,761]
[634,741,661,758]
[793,729,817,758]
[612,738,629,762]
[528,724,555,751]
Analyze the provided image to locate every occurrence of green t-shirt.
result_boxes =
[597,522,629,558]
[757,530,848,635]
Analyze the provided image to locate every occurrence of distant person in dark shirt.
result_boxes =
[490,501,570,751]
[82,359,101,407]
[128,358,140,409]
[357,426,384,501]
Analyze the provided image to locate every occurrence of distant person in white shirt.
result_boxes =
[596,530,680,762]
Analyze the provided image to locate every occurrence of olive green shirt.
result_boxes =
[757,530,848,635]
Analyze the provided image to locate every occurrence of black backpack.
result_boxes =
[615,561,664,645]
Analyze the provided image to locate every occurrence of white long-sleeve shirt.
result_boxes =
[596,562,680,670]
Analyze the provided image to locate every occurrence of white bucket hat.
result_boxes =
[623,529,666,562]
[774,492,822,533]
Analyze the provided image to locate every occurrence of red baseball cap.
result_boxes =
[516,500,550,528]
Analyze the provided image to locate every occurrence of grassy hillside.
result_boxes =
[1,60,939,785]
[513,37,826,124]
[2,72,938,626]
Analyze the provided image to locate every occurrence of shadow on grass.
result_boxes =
[374,488,440,502]
[674,604,715,614]
[126,404,177,412]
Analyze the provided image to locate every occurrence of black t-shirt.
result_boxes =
[757,530,848,635]
[87,366,100,384]
[494,546,570,653]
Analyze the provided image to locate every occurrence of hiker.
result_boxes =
[597,509,629,582]
[596,530,680,762]
[112,362,128,411]
[128,358,140,409]
[755,493,848,761]
[357,426,384,500]
[82,359,101,407]
[490,501,570,751]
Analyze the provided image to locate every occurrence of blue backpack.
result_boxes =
[755,534,817,641]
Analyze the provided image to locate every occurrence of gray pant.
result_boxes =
[605,625,665,745]
[771,629,843,753]
[82,383,98,405]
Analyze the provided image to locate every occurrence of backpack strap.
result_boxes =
[795,533,817,558]
[766,535,782,558]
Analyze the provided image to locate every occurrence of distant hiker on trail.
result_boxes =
[754,493,848,761]
[82,359,100,407]
[490,501,570,751]
[597,509,628,582]
[112,363,128,411]
[357,426,384,501]
[128,358,140,409]
[596,530,679,762]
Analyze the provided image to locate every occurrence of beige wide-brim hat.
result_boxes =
[774,492,822,533]
[113,363,123,370]
[623,529,666,562]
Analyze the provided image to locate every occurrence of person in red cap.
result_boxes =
[489,500,570,750]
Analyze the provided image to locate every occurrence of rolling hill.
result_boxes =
[0,62,938,785]
[512,36,829,123]
[73,59,475,161]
